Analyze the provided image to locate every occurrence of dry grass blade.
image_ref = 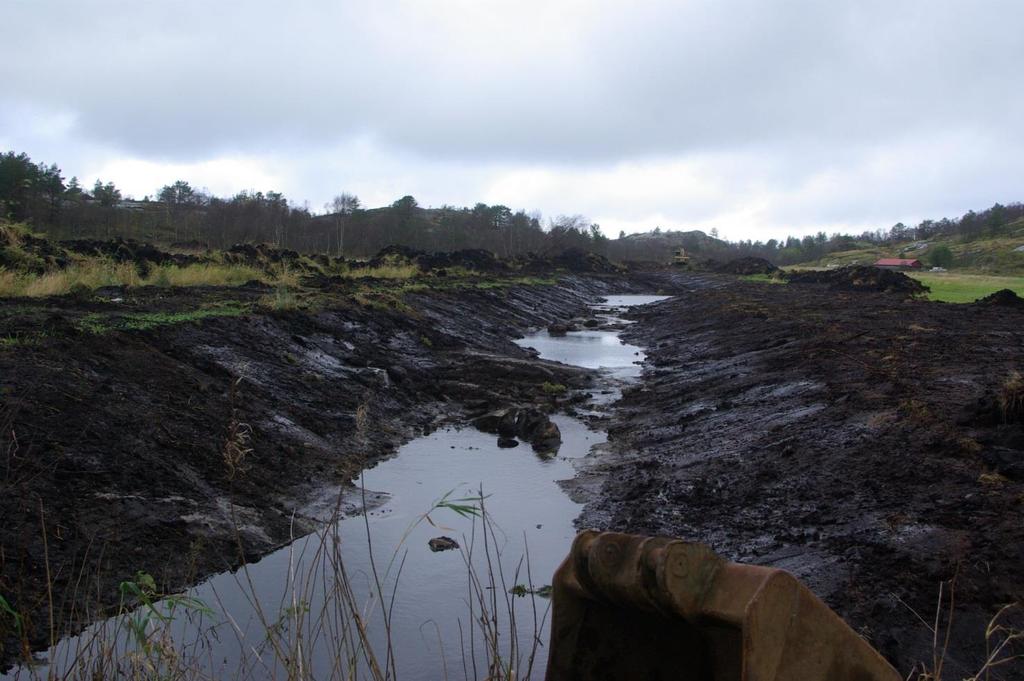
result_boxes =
[999,370,1024,424]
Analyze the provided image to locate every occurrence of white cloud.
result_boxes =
[87,157,283,201]
[2,0,1022,239]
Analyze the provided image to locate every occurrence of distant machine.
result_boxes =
[672,247,690,266]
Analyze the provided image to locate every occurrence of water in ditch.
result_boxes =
[6,294,669,681]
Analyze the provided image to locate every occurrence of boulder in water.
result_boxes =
[428,536,460,552]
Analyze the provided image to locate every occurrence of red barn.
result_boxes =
[874,258,922,269]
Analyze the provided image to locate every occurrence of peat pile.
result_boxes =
[787,265,929,295]
[63,237,201,273]
[550,248,623,274]
[4,228,625,285]
[368,244,622,275]
[975,288,1024,308]
[367,245,514,273]
[0,232,70,273]
[714,256,778,275]
[419,248,508,273]
[2,230,344,278]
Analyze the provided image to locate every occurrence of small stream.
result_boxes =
[7,294,669,681]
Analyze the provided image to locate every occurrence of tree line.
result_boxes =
[2,150,1020,264]
[720,202,1024,266]
[0,151,613,258]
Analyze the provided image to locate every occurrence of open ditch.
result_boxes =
[2,269,1023,678]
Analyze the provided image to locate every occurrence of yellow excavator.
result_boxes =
[546,531,901,681]
[672,247,691,266]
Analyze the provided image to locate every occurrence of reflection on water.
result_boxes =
[514,294,670,378]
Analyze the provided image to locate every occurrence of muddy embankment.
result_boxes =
[0,273,645,665]
[574,272,1024,677]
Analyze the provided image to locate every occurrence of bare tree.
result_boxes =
[324,192,360,256]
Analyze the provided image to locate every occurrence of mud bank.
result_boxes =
[576,272,1024,677]
[0,274,644,664]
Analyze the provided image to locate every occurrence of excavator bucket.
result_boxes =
[545,530,901,681]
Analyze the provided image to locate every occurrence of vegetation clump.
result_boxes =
[999,371,1024,424]
[541,381,568,395]
[928,244,954,268]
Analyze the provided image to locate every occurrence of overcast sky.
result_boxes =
[2,0,1022,240]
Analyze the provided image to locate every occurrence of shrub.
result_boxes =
[928,245,955,268]
[541,381,568,395]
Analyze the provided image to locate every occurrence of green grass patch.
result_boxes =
[142,263,269,288]
[0,258,300,299]
[260,285,299,311]
[740,274,786,284]
[343,263,421,280]
[78,302,251,334]
[908,272,1024,303]
[541,381,567,395]
[0,334,35,349]
[471,276,557,290]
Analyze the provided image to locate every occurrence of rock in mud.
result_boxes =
[530,420,562,453]
[472,410,504,434]
[514,408,549,439]
[497,409,520,437]
[386,365,409,384]
[516,407,562,452]
[428,536,460,552]
[472,407,562,453]
[547,322,576,335]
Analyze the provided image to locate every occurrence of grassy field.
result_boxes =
[745,269,1024,303]
[908,272,1024,303]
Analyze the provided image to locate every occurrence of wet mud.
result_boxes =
[575,272,1024,676]
[2,266,1022,677]
[0,273,641,665]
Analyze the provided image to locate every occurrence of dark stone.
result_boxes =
[497,437,519,448]
[428,536,460,552]
[515,408,549,439]
[530,420,562,453]
[497,409,521,437]
[472,411,503,433]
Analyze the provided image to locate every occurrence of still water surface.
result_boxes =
[8,295,669,680]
